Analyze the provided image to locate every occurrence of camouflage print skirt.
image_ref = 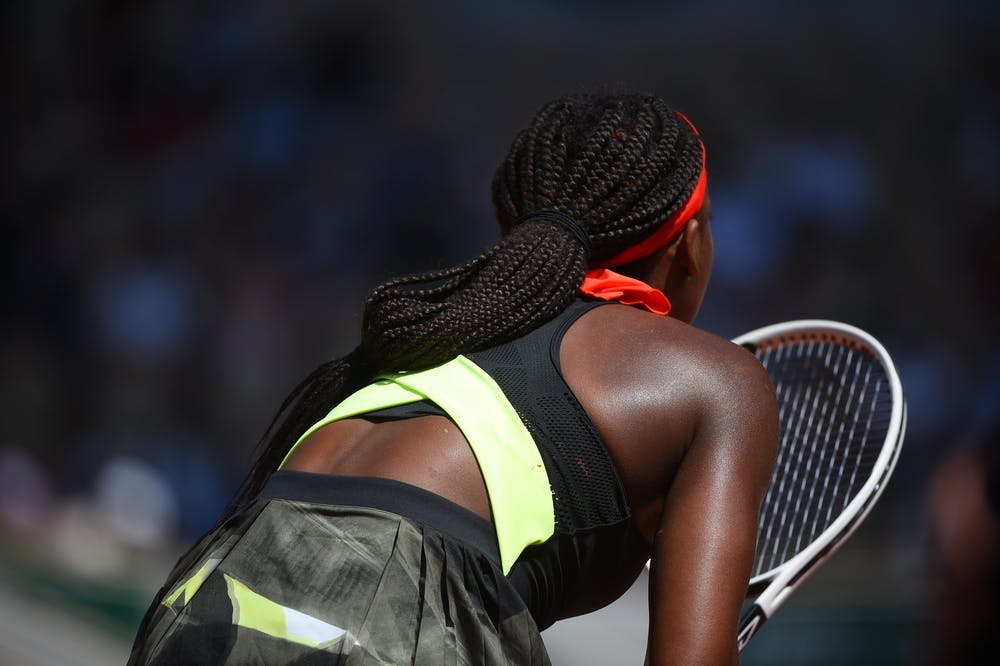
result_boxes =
[129,471,550,665]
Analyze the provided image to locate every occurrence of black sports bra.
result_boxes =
[366,300,647,628]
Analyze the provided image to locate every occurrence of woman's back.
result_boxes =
[284,300,776,630]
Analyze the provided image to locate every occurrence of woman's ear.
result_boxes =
[677,218,705,277]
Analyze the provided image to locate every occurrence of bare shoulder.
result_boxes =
[563,304,778,476]
[666,319,776,410]
[562,304,778,545]
[565,303,774,411]
[641,312,778,445]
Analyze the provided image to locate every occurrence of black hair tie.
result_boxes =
[518,210,592,255]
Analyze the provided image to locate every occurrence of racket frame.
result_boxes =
[731,320,906,650]
[640,319,907,651]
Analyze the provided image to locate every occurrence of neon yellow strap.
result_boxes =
[279,355,554,573]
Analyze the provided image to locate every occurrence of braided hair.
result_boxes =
[228,91,705,511]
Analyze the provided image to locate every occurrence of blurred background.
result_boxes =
[3,0,999,664]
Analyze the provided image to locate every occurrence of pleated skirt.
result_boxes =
[129,471,550,665]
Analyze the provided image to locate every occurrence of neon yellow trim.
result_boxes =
[225,574,346,648]
[389,356,554,572]
[280,379,424,466]
[162,557,221,608]
[278,356,555,573]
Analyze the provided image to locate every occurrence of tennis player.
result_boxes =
[129,91,778,665]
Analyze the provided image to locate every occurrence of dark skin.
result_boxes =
[284,198,779,665]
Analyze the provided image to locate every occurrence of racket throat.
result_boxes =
[737,603,768,652]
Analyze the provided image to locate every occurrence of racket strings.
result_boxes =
[751,339,893,578]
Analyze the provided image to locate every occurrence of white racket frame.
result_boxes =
[644,320,907,652]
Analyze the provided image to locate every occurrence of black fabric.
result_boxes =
[467,299,631,534]
[516,210,593,254]
[360,400,447,421]
[262,470,500,567]
[467,299,641,628]
[350,299,632,533]
[507,519,650,630]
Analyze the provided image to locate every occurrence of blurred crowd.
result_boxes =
[2,0,999,661]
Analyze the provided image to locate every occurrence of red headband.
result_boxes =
[599,111,708,267]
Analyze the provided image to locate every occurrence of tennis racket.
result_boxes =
[732,319,906,650]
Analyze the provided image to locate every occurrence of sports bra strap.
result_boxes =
[278,355,555,574]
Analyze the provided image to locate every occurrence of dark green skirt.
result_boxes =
[129,471,550,665]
